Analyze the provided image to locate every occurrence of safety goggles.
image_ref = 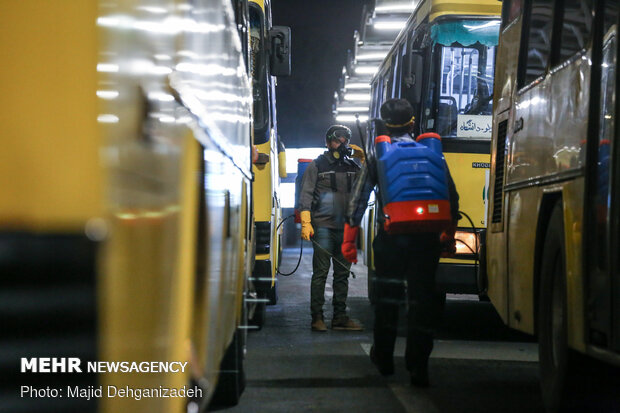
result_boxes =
[329,130,351,144]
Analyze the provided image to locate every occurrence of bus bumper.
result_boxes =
[436,263,478,294]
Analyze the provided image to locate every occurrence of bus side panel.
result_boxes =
[487,11,523,325]
[505,50,591,336]
[0,1,102,231]
[493,16,522,116]
[202,148,246,390]
[506,187,541,334]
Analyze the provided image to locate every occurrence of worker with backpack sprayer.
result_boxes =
[342,99,460,387]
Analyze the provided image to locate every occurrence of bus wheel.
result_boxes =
[209,328,246,407]
[537,204,568,412]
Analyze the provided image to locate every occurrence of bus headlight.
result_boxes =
[454,230,481,257]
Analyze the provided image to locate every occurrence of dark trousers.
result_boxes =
[310,226,351,319]
[372,229,445,371]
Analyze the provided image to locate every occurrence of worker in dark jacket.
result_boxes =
[342,99,459,387]
[298,125,363,332]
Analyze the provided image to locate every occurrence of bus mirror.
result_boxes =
[269,26,291,77]
[407,52,424,105]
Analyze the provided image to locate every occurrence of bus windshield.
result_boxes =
[425,19,500,139]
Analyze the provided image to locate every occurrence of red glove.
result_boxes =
[341,223,359,263]
[440,221,457,258]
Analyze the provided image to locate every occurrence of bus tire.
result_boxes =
[209,328,246,407]
[537,203,568,412]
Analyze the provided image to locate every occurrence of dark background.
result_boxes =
[272,0,372,148]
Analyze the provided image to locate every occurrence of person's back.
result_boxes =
[342,98,459,386]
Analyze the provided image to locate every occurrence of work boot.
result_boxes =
[410,363,429,387]
[331,316,363,331]
[311,316,327,332]
[370,345,394,376]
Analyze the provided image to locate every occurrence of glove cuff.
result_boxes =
[343,223,359,243]
[300,210,312,224]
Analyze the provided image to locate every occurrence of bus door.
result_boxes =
[586,2,619,353]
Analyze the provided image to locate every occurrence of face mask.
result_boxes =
[332,143,351,160]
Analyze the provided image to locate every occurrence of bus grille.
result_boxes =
[492,120,508,224]
[0,233,98,413]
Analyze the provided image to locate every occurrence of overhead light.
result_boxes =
[373,19,407,31]
[375,3,416,13]
[344,93,371,102]
[345,82,370,90]
[337,106,369,113]
[357,52,388,61]
[355,66,378,75]
[336,114,369,123]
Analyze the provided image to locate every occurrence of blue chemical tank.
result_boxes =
[375,132,451,233]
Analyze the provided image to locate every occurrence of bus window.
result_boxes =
[519,0,554,87]
[558,0,593,61]
[426,19,499,138]
[250,4,270,144]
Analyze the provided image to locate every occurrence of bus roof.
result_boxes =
[371,0,501,85]
[428,0,501,22]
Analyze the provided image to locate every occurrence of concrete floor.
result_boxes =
[219,247,618,413]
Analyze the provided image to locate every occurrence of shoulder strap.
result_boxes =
[314,154,331,174]
[315,155,338,192]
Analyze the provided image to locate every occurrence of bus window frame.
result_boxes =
[249,2,271,144]
[502,0,524,29]
[516,0,557,91]
[517,0,596,93]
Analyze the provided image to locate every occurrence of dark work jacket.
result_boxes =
[346,132,459,228]
[298,151,360,229]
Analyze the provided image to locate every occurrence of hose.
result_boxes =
[274,214,356,278]
[454,210,479,283]
[275,215,303,276]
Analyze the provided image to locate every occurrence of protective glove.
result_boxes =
[300,210,314,241]
[349,144,365,164]
[440,221,457,258]
[341,223,359,263]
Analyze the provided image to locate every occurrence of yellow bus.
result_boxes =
[0,0,256,410]
[365,0,501,301]
[487,0,619,408]
[248,0,290,327]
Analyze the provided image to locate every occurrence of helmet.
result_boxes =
[380,99,415,129]
[325,125,352,143]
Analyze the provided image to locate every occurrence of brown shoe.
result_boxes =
[311,317,327,332]
[331,316,363,331]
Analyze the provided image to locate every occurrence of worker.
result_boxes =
[298,125,364,332]
[342,99,459,386]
